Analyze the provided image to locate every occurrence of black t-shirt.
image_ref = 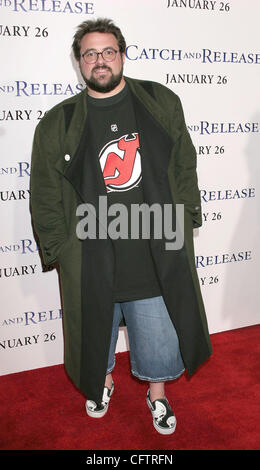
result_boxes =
[86,84,161,301]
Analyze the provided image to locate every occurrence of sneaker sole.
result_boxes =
[86,405,109,418]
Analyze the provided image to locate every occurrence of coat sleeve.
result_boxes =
[30,122,68,266]
[172,95,202,228]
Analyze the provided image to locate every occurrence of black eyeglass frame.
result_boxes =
[80,47,119,64]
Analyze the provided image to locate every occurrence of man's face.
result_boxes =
[79,32,125,95]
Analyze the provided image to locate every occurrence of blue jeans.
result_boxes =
[106,296,185,382]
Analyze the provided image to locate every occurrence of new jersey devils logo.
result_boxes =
[99,133,142,192]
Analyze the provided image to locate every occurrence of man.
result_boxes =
[30,18,212,435]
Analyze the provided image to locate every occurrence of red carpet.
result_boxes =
[0,325,259,451]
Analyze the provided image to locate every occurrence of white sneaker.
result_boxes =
[86,382,114,418]
[146,388,177,435]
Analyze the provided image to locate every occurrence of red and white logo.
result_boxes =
[99,133,142,192]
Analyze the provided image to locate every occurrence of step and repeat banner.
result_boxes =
[1,0,259,376]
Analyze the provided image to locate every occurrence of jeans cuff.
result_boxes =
[106,359,116,374]
[131,368,185,382]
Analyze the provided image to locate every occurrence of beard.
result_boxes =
[82,63,124,94]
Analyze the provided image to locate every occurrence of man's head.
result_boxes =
[72,18,126,96]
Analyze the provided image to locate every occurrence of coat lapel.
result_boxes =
[60,93,108,236]
[131,90,174,205]
[64,117,107,204]
[125,76,181,144]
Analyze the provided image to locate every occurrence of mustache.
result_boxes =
[92,65,112,72]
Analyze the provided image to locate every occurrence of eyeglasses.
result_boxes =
[80,47,119,64]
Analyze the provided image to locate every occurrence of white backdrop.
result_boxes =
[1,0,259,376]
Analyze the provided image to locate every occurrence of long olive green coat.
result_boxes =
[30,76,212,403]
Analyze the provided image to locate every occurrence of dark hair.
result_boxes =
[72,18,126,60]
